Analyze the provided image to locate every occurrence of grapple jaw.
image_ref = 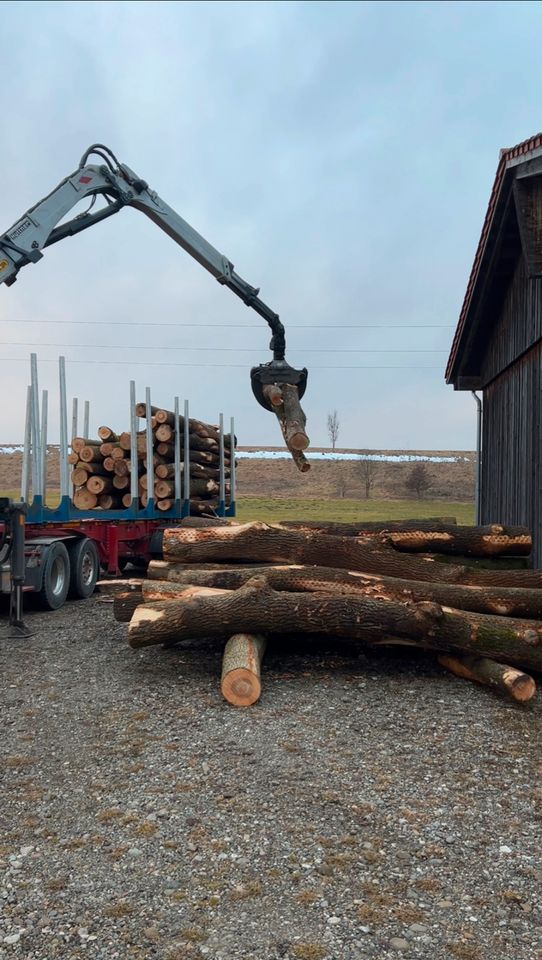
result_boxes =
[250,360,308,411]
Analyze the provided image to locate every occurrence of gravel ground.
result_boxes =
[1,595,541,960]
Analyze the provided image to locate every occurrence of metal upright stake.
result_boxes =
[229,415,236,512]
[218,412,225,516]
[174,396,181,513]
[83,400,90,440]
[71,397,78,441]
[21,385,32,503]
[41,389,48,504]
[145,387,153,512]
[129,381,138,508]
[59,356,69,500]
[30,353,41,499]
[183,399,190,515]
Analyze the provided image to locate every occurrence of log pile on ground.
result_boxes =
[69,404,233,512]
[111,518,542,706]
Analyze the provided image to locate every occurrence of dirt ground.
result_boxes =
[1,596,541,960]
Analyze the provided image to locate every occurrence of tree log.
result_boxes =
[72,460,108,476]
[71,465,107,485]
[156,498,174,512]
[281,383,310,451]
[113,474,130,490]
[161,522,542,588]
[111,447,126,460]
[79,445,104,463]
[127,577,542,671]
[73,487,98,510]
[72,437,100,454]
[155,442,175,458]
[262,384,284,407]
[96,578,144,597]
[114,590,145,622]
[144,562,542,618]
[122,493,134,508]
[86,476,114,495]
[113,458,130,477]
[99,442,114,457]
[137,403,221,442]
[268,386,310,471]
[103,457,116,472]
[67,452,79,465]
[281,520,531,557]
[98,494,123,510]
[438,654,536,702]
[98,427,119,442]
[221,633,267,706]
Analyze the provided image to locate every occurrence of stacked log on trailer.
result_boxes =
[69,405,233,512]
[111,518,542,706]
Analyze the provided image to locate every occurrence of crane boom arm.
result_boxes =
[0,148,287,359]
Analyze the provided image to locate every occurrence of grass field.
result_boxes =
[0,489,474,525]
[236,497,475,524]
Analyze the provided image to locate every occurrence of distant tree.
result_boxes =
[406,462,432,499]
[360,459,378,499]
[327,410,340,450]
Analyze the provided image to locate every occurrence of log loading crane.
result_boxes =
[0,144,309,633]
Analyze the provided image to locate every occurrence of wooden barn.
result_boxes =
[446,133,542,566]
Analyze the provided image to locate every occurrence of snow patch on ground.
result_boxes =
[236,451,469,463]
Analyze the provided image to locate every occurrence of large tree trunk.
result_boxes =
[127,577,542,671]
[221,633,267,706]
[144,561,542,618]
[438,654,536,702]
[280,520,531,556]
[161,522,542,588]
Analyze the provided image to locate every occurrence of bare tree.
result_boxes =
[327,410,340,450]
[405,462,432,499]
[360,459,378,499]
[336,469,347,499]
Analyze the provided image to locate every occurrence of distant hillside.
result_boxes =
[0,445,475,502]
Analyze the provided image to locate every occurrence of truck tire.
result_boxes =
[68,538,99,599]
[37,541,70,610]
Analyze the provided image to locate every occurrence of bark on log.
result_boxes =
[161,522,542,588]
[73,487,98,510]
[221,633,267,706]
[281,520,531,557]
[144,562,542,618]
[96,578,144,597]
[438,654,536,702]
[72,460,108,477]
[268,386,310,471]
[281,383,310,451]
[280,519,460,536]
[114,590,145,623]
[79,445,104,463]
[127,577,542,672]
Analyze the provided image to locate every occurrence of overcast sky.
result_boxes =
[0,0,540,450]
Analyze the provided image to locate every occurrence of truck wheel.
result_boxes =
[37,542,70,610]
[68,538,99,599]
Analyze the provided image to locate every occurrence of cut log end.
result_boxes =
[221,668,262,707]
[220,633,266,706]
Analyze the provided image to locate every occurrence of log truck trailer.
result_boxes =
[0,144,309,633]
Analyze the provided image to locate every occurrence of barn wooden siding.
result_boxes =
[482,340,542,566]
[481,254,542,385]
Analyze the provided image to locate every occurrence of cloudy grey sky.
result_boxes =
[0,0,539,450]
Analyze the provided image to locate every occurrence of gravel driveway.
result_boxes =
[1,595,541,960]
